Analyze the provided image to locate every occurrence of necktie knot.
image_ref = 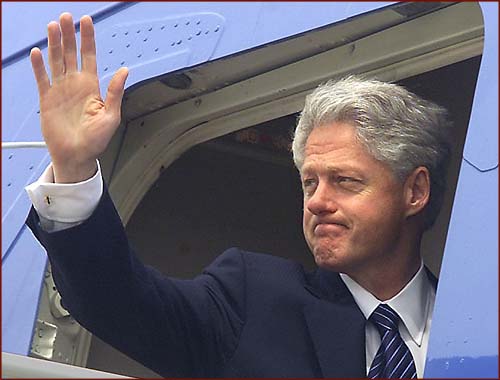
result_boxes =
[370,303,400,335]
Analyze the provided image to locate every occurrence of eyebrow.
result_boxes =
[301,163,363,176]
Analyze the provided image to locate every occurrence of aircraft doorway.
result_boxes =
[126,116,314,278]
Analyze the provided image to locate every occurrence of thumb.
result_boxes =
[105,67,129,116]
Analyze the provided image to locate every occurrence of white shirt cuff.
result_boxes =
[25,160,103,227]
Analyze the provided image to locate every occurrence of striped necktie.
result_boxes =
[367,304,417,379]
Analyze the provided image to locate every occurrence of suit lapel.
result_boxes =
[303,268,366,378]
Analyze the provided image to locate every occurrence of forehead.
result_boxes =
[301,122,387,174]
[304,123,366,159]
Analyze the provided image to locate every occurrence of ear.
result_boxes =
[404,166,431,218]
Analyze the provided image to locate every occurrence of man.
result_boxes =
[26,13,451,378]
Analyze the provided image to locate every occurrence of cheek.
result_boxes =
[302,210,314,245]
[303,209,312,229]
[353,200,403,236]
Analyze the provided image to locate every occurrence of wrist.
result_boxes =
[52,160,98,184]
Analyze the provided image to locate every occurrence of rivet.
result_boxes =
[137,54,142,58]
[37,110,40,114]
[121,61,125,65]
[188,36,192,40]
[140,121,145,126]
[29,165,34,170]
[174,23,178,28]
[185,21,190,25]
[205,30,209,35]
[196,30,201,36]
[126,43,130,48]
[196,20,201,25]
[124,31,129,35]
[136,29,141,33]
[160,25,165,30]
[8,154,13,159]
[108,49,113,54]
[148,27,153,31]
[214,26,220,32]
[171,42,175,46]
[7,183,11,187]
[154,48,159,52]
[104,67,108,72]
[143,38,148,42]
[176,40,182,45]
[112,33,117,37]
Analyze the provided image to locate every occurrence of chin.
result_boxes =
[315,258,342,272]
[312,246,345,272]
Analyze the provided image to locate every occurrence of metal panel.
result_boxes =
[2,352,129,378]
[1,148,50,260]
[425,163,498,377]
[95,12,225,87]
[425,3,498,377]
[462,2,498,170]
[2,2,124,61]
[2,226,47,355]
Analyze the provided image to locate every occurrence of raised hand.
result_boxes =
[30,13,128,183]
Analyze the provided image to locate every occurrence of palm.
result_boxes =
[40,72,110,162]
[30,13,128,182]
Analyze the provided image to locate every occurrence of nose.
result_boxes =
[305,181,338,216]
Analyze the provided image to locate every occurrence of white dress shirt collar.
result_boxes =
[340,261,431,346]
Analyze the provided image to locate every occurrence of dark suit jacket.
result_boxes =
[27,188,367,378]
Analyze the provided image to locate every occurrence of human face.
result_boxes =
[301,122,408,277]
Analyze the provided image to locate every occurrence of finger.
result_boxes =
[47,21,64,81]
[105,67,129,117]
[80,15,97,74]
[30,48,50,94]
[59,12,78,73]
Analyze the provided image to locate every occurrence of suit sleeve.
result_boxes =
[26,187,246,377]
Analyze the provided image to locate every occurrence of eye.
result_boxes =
[302,178,316,188]
[337,176,363,192]
[338,176,355,183]
[301,178,317,195]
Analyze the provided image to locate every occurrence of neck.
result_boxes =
[348,232,423,301]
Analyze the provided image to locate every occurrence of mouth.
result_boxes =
[313,222,348,236]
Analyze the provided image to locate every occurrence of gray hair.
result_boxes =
[292,75,452,229]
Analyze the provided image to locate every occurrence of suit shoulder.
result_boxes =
[204,247,307,283]
[220,247,305,270]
